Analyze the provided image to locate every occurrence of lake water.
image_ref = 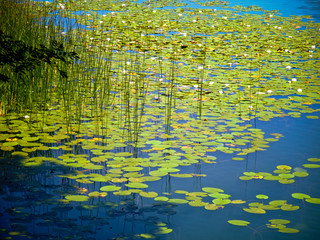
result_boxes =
[0,0,320,240]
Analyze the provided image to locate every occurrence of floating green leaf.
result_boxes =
[65,195,89,202]
[228,220,250,226]
[291,193,311,200]
[306,198,320,204]
[125,182,149,189]
[100,185,121,192]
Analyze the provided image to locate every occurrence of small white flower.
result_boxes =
[129,81,135,84]
[222,16,227,19]
[181,32,187,37]
[87,14,91,16]
[225,83,229,87]
[159,78,163,82]
[286,66,292,69]
[193,19,197,22]
[153,10,156,13]
[103,15,106,17]
[243,54,248,57]
[199,10,202,13]
[178,13,182,16]
[297,89,302,93]
[248,105,253,109]
[106,38,111,41]
[269,15,273,17]
[90,37,94,40]
[288,81,291,84]
[209,81,214,85]
[267,90,273,94]
[266,50,271,53]
[25,115,30,119]
[111,12,115,15]
[126,61,131,65]
[211,25,214,28]
[247,25,250,27]
[309,55,313,57]
[292,78,297,82]
[123,70,126,73]
[198,66,203,70]
[219,90,224,94]
[274,26,278,29]
[61,32,66,35]
[278,27,282,29]
[122,4,126,7]
[311,45,316,49]
[288,36,292,38]
[194,84,199,88]
[100,21,103,24]
[198,44,202,47]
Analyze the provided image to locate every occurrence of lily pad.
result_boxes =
[100,185,121,192]
[65,195,89,202]
[125,182,149,189]
[291,193,311,200]
[228,220,250,226]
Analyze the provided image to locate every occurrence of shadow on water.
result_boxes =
[0,154,179,240]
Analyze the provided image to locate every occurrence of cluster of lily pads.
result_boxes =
[0,0,320,239]
[239,158,320,184]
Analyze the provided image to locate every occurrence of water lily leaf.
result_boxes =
[232,157,245,161]
[228,220,250,226]
[231,200,246,204]
[307,158,320,162]
[202,187,224,193]
[278,228,299,233]
[139,191,158,198]
[113,190,132,196]
[122,166,143,172]
[306,198,320,204]
[269,200,287,206]
[188,200,207,207]
[291,193,311,200]
[209,193,231,199]
[239,176,253,180]
[243,208,266,214]
[149,170,168,177]
[154,196,169,201]
[170,173,193,178]
[277,165,292,170]
[256,194,269,200]
[302,164,320,168]
[205,204,219,210]
[168,198,188,204]
[293,171,309,177]
[279,173,295,179]
[100,185,121,192]
[281,205,299,211]
[269,219,290,225]
[212,199,231,205]
[88,191,107,197]
[154,227,172,234]
[65,195,89,202]
[125,182,149,188]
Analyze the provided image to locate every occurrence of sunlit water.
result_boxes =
[1,0,320,240]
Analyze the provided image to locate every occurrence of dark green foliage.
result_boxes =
[0,30,79,82]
